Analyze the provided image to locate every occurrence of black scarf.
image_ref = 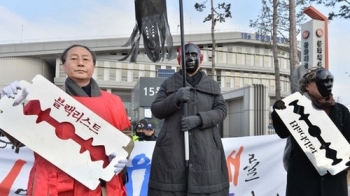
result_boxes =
[64,77,101,97]
[180,70,202,87]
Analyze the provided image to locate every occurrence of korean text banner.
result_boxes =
[0,134,287,196]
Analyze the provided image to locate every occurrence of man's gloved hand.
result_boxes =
[1,81,21,99]
[109,153,128,175]
[181,115,202,131]
[273,100,286,110]
[175,87,191,104]
[1,81,28,106]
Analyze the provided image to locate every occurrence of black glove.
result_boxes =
[273,100,286,110]
[181,115,202,131]
[175,87,191,104]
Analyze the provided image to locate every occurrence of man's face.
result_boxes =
[315,69,334,97]
[144,128,154,136]
[62,46,95,86]
[135,125,144,136]
[307,82,324,100]
[306,82,332,108]
[136,124,144,133]
[184,44,201,74]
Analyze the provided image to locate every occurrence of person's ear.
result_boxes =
[305,84,308,89]
[305,84,310,91]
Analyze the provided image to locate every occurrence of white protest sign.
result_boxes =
[0,75,133,190]
[275,92,350,175]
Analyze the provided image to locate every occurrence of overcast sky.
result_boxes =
[1,0,349,106]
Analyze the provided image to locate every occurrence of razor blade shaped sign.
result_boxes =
[0,75,133,190]
[275,92,350,176]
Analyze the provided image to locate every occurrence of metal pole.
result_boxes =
[178,0,189,168]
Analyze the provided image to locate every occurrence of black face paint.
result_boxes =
[315,69,334,97]
[184,44,201,74]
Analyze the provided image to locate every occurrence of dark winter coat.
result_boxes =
[148,71,229,196]
[272,102,350,196]
[144,134,157,141]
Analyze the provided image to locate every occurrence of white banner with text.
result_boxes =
[0,134,287,196]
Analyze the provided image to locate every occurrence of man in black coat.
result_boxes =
[271,67,350,196]
[148,43,229,196]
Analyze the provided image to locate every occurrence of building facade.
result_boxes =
[0,31,293,137]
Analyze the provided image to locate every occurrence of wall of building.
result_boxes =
[0,57,54,89]
[223,84,271,137]
[0,31,292,137]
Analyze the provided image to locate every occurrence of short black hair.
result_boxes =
[60,44,96,65]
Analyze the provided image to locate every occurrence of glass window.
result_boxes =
[122,69,128,82]
[237,53,242,65]
[109,61,116,81]
[218,51,224,63]
[97,61,104,80]
[255,55,261,66]
[246,54,252,65]
[133,70,139,81]
[238,72,244,88]
[228,53,234,64]
[255,47,260,54]
[234,77,240,88]
[270,79,275,91]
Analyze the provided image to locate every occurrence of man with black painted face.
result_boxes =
[183,43,201,75]
[148,43,229,196]
[315,68,334,98]
[271,67,350,196]
[303,68,335,110]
